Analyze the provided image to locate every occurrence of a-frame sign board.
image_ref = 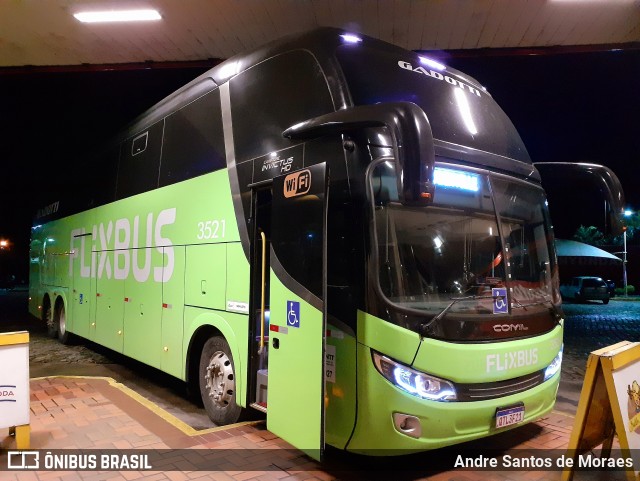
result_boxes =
[563,341,640,481]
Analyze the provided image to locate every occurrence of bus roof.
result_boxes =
[122,28,532,177]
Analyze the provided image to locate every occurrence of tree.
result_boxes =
[608,212,640,246]
[572,225,605,246]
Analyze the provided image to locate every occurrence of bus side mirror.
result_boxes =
[534,162,626,235]
[283,101,436,206]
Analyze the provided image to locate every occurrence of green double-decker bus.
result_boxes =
[30,29,599,458]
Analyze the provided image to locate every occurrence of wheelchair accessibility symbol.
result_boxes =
[287,301,301,327]
[492,288,508,314]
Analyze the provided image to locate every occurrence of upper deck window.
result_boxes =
[116,121,163,200]
[229,50,334,163]
[131,132,148,156]
[159,89,226,187]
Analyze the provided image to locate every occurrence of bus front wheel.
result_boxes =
[199,336,242,425]
[44,299,56,338]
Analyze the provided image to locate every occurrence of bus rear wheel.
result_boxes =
[199,336,242,425]
[55,303,71,345]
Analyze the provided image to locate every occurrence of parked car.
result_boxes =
[560,276,610,304]
[605,279,616,297]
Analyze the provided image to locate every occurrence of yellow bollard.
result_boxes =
[14,424,30,449]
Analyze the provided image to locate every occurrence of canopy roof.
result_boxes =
[555,239,621,262]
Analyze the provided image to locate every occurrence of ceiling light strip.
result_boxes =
[73,9,162,23]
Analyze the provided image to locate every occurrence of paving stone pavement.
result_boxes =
[562,299,640,384]
[1,290,637,480]
[0,376,626,481]
[563,299,640,359]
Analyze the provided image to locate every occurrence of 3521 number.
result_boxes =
[197,220,226,240]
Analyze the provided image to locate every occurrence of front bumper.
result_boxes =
[346,343,560,454]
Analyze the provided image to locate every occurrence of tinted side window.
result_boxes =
[116,121,164,200]
[229,50,334,162]
[91,145,119,206]
[160,89,226,187]
[272,164,327,300]
[68,144,120,211]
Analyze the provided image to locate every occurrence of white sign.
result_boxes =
[325,344,336,383]
[611,349,640,476]
[0,332,29,428]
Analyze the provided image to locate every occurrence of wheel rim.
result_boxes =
[59,308,66,335]
[204,350,235,408]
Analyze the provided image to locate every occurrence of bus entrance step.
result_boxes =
[250,402,267,413]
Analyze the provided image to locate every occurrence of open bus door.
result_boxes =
[265,163,328,461]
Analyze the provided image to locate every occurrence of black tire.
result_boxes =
[44,299,57,338]
[603,298,609,305]
[55,303,72,344]
[199,336,242,425]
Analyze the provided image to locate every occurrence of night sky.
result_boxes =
[0,65,210,280]
[446,48,640,237]
[1,47,638,280]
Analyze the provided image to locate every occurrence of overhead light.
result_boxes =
[340,34,362,44]
[419,56,446,71]
[73,9,162,23]
[217,60,241,80]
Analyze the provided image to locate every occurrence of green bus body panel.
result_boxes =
[357,310,421,365]
[349,311,562,451]
[69,211,94,338]
[30,170,244,384]
[413,325,563,384]
[124,268,162,368]
[225,243,250,311]
[161,246,186,377]
[267,271,324,460]
[95,275,125,352]
[324,328,357,450]
[266,163,328,460]
[358,310,562,383]
[185,244,226,310]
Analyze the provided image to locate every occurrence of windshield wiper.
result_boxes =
[511,298,550,308]
[419,294,493,335]
[511,298,563,321]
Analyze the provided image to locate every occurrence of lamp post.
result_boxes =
[623,210,633,297]
[623,227,628,297]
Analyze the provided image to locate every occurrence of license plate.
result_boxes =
[495,404,525,429]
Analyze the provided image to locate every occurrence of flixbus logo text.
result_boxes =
[69,208,176,283]
[486,348,538,373]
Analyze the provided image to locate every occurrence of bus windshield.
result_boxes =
[371,161,558,323]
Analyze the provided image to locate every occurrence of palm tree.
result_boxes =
[572,225,605,246]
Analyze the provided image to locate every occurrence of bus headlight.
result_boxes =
[543,345,563,381]
[372,351,457,401]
